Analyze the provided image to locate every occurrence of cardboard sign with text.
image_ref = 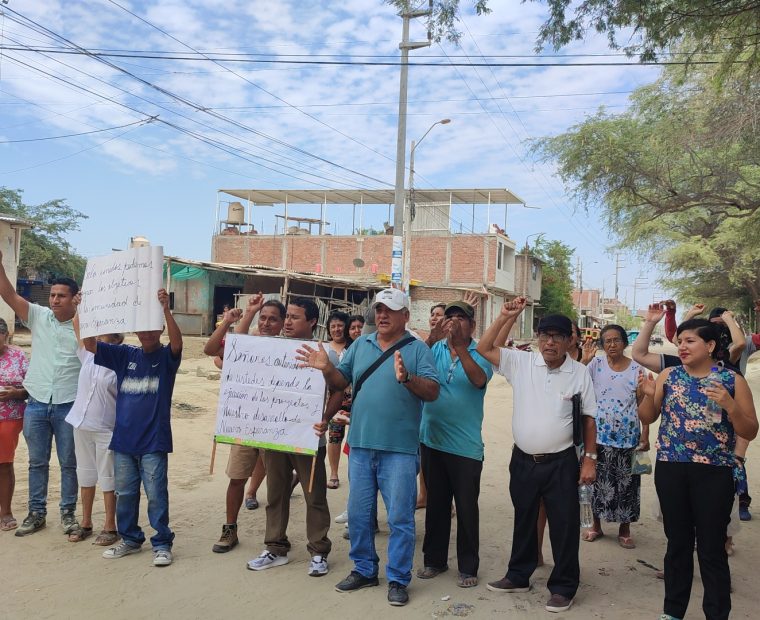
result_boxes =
[79,246,164,338]
[215,334,326,455]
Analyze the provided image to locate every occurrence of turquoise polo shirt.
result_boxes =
[22,303,81,404]
[420,339,493,461]
[337,331,439,455]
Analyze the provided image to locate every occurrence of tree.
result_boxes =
[531,59,760,309]
[0,187,88,282]
[532,238,577,320]
[384,1,491,43]
[529,0,760,79]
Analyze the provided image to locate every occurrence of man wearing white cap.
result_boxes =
[297,288,439,607]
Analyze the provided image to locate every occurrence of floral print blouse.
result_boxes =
[587,355,642,449]
[0,346,29,421]
[656,365,736,467]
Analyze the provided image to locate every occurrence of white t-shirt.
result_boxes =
[496,348,597,455]
[65,347,118,433]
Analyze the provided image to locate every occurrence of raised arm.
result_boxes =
[720,311,746,364]
[204,307,242,357]
[234,292,264,335]
[83,335,97,354]
[158,288,182,357]
[633,304,665,373]
[0,249,30,322]
[448,322,487,389]
[477,297,527,365]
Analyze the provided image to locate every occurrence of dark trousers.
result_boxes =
[420,443,482,576]
[655,461,733,620]
[505,447,580,599]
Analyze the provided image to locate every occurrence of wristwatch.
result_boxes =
[584,452,598,461]
[401,371,412,384]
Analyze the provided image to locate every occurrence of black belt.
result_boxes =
[513,445,576,464]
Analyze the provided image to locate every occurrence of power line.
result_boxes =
[0,116,153,142]
[0,45,733,67]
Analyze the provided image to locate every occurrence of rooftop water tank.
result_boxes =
[130,235,150,248]
[227,202,245,224]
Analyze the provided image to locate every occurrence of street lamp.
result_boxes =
[400,118,451,292]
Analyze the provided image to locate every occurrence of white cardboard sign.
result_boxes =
[79,246,164,338]
[215,334,326,455]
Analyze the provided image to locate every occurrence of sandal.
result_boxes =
[0,515,17,531]
[94,530,119,546]
[68,526,93,543]
[245,497,259,510]
[327,478,340,490]
[457,573,478,588]
[617,535,636,549]
[582,529,604,542]
[416,565,448,579]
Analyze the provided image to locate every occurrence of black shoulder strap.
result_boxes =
[352,336,416,401]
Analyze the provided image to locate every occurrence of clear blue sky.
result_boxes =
[0,0,666,310]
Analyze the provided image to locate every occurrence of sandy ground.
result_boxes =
[4,337,760,619]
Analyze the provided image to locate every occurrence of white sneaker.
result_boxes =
[334,510,348,524]
[247,551,289,571]
[309,555,329,577]
[102,541,141,559]
[153,549,173,566]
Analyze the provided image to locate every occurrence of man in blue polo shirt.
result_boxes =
[417,300,492,589]
[297,288,439,607]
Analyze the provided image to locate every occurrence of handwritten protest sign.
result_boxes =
[215,334,326,455]
[79,246,164,338]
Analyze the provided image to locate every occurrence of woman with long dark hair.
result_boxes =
[639,319,757,620]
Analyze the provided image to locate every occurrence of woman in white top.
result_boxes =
[584,324,647,549]
[65,313,123,544]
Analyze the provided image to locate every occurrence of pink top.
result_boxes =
[0,346,29,421]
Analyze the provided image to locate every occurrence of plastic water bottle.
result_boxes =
[704,366,723,425]
[578,484,594,529]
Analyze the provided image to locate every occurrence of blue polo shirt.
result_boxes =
[337,331,438,455]
[420,339,493,461]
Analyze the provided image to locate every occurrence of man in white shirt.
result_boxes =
[477,299,597,614]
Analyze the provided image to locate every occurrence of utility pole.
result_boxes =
[613,252,624,324]
[391,2,432,288]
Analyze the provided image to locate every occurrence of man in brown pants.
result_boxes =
[247,297,337,577]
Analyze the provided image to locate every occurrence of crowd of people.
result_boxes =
[0,250,758,618]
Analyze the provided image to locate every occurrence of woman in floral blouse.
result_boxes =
[583,324,647,549]
[0,318,29,531]
[639,319,757,620]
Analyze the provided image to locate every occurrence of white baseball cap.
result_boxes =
[371,288,409,312]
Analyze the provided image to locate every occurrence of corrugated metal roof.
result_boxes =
[219,188,525,206]
[0,213,34,228]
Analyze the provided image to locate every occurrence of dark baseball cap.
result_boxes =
[536,314,573,337]
[444,301,474,318]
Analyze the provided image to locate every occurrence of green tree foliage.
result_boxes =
[529,0,760,79]
[532,238,577,320]
[0,187,88,282]
[384,1,491,43]
[532,59,760,308]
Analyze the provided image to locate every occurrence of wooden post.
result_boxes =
[308,454,317,494]
[209,439,217,475]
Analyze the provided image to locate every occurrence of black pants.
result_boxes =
[420,443,482,576]
[505,447,580,599]
[655,461,734,620]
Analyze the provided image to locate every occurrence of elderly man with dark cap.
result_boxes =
[477,298,597,614]
[417,299,493,589]
[297,287,439,607]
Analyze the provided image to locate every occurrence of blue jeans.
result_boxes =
[114,452,174,550]
[347,448,418,585]
[22,398,77,515]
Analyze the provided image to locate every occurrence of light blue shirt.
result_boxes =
[420,339,493,461]
[337,331,439,455]
[22,303,80,404]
